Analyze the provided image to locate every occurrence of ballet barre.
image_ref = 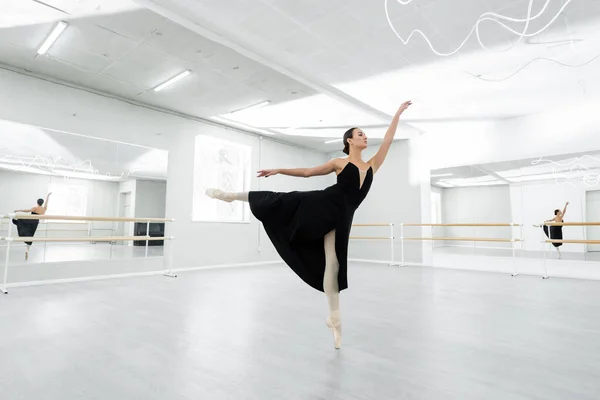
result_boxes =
[400,222,523,275]
[350,223,397,266]
[0,213,174,295]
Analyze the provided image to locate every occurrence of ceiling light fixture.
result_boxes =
[324,139,343,144]
[37,20,68,55]
[153,70,192,92]
[430,173,453,178]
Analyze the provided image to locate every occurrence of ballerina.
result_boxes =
[13,192,51,260]
[206,101,412,349]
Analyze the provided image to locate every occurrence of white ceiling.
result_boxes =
[0,119,167,181]
[1,0,599,152]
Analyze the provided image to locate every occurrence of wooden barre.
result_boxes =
[0,236,171,243]
[351,224,393,227]
[403,223,521,227]
[544,222,600,227]
[404,237,522,243]
[546,239,600,244]
[349,236,392,240]
[5,215,173,222]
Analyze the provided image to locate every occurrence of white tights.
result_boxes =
[323,230,340,315]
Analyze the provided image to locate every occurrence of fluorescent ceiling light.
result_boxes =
[154,70,191,92]
[431,173,453,178]
[324,139,343,144]
[37,20,68,55]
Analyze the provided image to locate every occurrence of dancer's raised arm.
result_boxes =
[368,100,411,173]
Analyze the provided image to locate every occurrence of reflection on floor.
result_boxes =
[0,243,163,266]
[433,245,600,262]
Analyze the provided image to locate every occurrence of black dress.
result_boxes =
[12,212,40,246]
[249,162,373,292]
[543,219,563,247]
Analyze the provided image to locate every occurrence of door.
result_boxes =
[586,190,600,252]
[431,191,442,248]
[117,192,132,246]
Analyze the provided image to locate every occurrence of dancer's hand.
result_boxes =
[257,169,278,178]
[399,100,412,112]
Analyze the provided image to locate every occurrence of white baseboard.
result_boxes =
[169,260,282,273]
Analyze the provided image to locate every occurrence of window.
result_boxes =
[192,135,252,222]
[48,182,88,223]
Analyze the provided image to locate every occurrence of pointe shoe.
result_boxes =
[326,311,342,349]
[205,188,233,202]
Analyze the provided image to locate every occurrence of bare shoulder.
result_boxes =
[331,157,348,174]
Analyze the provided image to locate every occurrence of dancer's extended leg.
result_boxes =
[205,189,249,202]
[323,229,341,349]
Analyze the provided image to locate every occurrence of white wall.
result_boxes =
[441,185,513,248]
[0,170,118,238]
[134,180,166,218]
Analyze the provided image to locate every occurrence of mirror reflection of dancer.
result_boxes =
[13,193,51,260]
[543,201,568,259]
[206,101,412,349]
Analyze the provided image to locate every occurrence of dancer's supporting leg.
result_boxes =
[25,244,31,260]
[205,189,249,202]
[323,229,341,349]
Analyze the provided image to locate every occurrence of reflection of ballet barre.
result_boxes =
[544,222,600,226]
[403,237,522,242]
[536,221,600,279]
[545,239,600,244]
[0,214,174,295]
[0,236,171,243]
[350,223,397,266]
[3,214,174,222]
[403,223,522,227]
[401,222,523,275]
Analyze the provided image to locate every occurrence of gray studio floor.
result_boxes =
[1,263,600,399]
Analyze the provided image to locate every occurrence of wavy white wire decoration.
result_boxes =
[531,155,600,187]
[385,0,575,56]
[466,51,600,82]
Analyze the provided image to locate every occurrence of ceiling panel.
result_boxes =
[103,43,191,88]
